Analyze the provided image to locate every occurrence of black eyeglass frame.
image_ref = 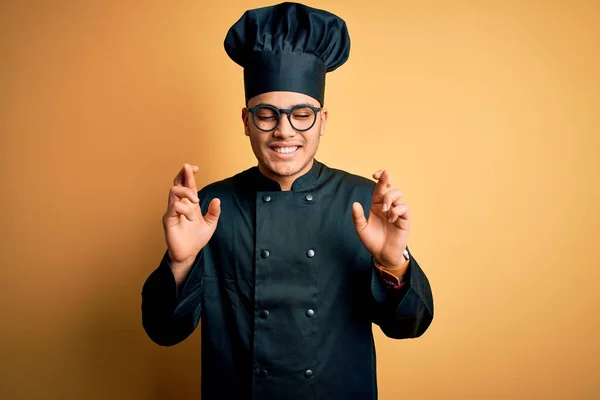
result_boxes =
[246,104,323,132]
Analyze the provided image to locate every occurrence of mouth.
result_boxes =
[269,145,302,158]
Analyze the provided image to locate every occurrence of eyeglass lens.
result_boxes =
[252,106,317,132]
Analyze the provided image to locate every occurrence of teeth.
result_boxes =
[273,146,299,154]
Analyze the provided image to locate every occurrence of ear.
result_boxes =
[242,108,250,136]
[319,108,328,136]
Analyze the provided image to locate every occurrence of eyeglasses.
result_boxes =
[246,104,322,132]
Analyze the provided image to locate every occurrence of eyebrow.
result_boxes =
[254,102,317,109]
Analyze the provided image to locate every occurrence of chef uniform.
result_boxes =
[141,3,434,399]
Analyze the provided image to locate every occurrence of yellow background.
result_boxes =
[1,1,599,399]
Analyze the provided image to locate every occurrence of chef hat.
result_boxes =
[224,2,351,106]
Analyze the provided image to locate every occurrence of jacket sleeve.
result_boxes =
[141,249,204,346]
[370,248,434,339]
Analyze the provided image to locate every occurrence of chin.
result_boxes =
[260,154,310,177]
[267,160,305,176]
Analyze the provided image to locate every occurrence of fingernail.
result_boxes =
[194,196,200,202]
[382,204,388,211]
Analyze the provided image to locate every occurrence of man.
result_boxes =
[141,2,433,399]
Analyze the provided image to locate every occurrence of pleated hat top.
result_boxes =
[224,2,351,106]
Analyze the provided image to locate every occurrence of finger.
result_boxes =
[372,170,384,180]
[173,200,199,221]
[373,169,393,199]
[185,164,198,190]
[170,186,200,204]
[164,198,199,220]
[388,203,409,224]
[351,202,368,233]
[203,198,221,228]
[392,196,404,207]
[381,189,403,212]
[173,165,186,186]
[173,163,199,186]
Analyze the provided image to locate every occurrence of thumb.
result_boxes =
[352,202,368,233]
[203,198,221,228]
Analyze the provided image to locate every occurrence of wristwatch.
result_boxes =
[402,248,410,262]
[373,248,410,289]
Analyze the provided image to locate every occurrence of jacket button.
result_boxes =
[259,310,269,319]
[261,250,270,259]
[304,369,314,378]
[305,309,315,318]
[304,193,314,202]
[263,195,271,202]
[306,249,315,258]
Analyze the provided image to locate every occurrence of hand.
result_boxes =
[162,163,221,264]
[351,170,409,268]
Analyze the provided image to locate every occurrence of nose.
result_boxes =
[273,112,296,138]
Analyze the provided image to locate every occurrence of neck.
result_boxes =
[258,158,315,191]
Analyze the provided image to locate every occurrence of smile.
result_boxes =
[272,146,299,154]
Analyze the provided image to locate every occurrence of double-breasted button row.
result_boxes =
[261,194,314,202]
[260,249,315,258]
[258,309,315,318]
[256,368,313,379]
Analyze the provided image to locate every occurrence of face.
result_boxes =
[242,91,328,187]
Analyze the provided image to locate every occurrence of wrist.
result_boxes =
[170,256,196,270]
[169,256,196,288]
[374,248,409,269]
[373,248,410,289]
[169,253,197,274]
